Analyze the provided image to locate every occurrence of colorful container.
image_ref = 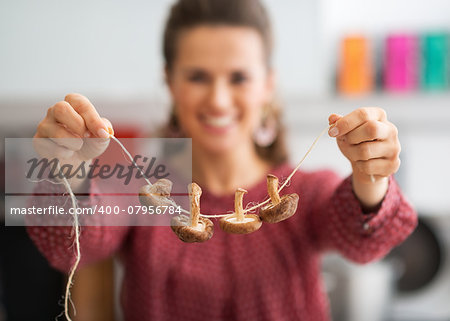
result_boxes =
[384,34,419,92]
[421,32,449,90]
[337,35,374,95]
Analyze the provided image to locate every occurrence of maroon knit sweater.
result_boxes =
[27,163,417,321]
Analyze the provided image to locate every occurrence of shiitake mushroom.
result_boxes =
[138,178,174,207]
[219,188,262,234]
[171,183,213,243]
[258,174,299,223]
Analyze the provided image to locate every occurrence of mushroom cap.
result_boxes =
[219,214,262,234]
[171,215,214,243]
[259,193,299,223]
[139,179,174,207]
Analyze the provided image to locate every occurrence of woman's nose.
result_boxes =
[208,79,233,111]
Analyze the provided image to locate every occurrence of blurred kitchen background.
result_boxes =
[1,0,449,320]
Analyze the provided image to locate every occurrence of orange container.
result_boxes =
[337,35,374,95]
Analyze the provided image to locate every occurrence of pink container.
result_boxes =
[384,34,419,92]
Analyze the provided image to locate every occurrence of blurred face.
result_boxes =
[166,25,274,155]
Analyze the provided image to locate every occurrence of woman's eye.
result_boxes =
[188,72,208,83]
[230,72,248,85]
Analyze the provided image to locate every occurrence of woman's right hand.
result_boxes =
[34,93,113,170]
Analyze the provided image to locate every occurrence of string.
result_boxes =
[37,123,333,320]
[227,124,333,215]
[56,163,80,321]
[110,124,333,218]
[50,122,375,320]
[109,136,193,216]
[278,125,331,191]
[110,136,152,187]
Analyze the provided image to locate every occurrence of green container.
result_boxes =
[421,32,449,90]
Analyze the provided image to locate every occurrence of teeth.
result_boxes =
[203,115,234,128]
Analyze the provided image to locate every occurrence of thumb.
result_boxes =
[78,118,113,160]
[101,118,114,136]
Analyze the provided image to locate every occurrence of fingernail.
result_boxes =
[84,131,91,138]
[329,127,339,137]
[97,128,109,138]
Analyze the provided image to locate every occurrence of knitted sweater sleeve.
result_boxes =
[306,170,418,264]
[26,179,131,273]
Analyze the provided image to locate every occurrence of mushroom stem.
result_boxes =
[267,174,281,206]
[189,183,202,227]
[234,188,247,222]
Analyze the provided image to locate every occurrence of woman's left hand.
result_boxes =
[328,107,401,185]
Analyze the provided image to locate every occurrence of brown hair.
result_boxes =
[162,0,288,165]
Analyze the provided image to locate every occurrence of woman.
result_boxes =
[29,0,417,320]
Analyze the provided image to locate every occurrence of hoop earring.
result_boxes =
[253,103,277,147]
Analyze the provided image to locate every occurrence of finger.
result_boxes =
[37,121,83,151]
[328,114,343,125]
[345,120,391,145]
[339,140,395,162]
[354,157,401,176]
[50,136,84,152]
[33,137,76,160]
[37,120,78,139]
[329,107,387,137]
[78,137,110,160]
[64,93,109,138]
[50,101,89,138]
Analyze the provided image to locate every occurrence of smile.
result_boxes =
[202,115,236,128]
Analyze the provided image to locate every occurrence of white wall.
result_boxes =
[2,0,450,101]
[0,0,323,100]
[321,0,450,34]
[0,0,172,98]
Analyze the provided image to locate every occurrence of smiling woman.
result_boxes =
[162,0,288,171]
[26,0,417,320]
[166,25,276,194]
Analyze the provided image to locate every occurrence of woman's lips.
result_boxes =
[200,114,237,134]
